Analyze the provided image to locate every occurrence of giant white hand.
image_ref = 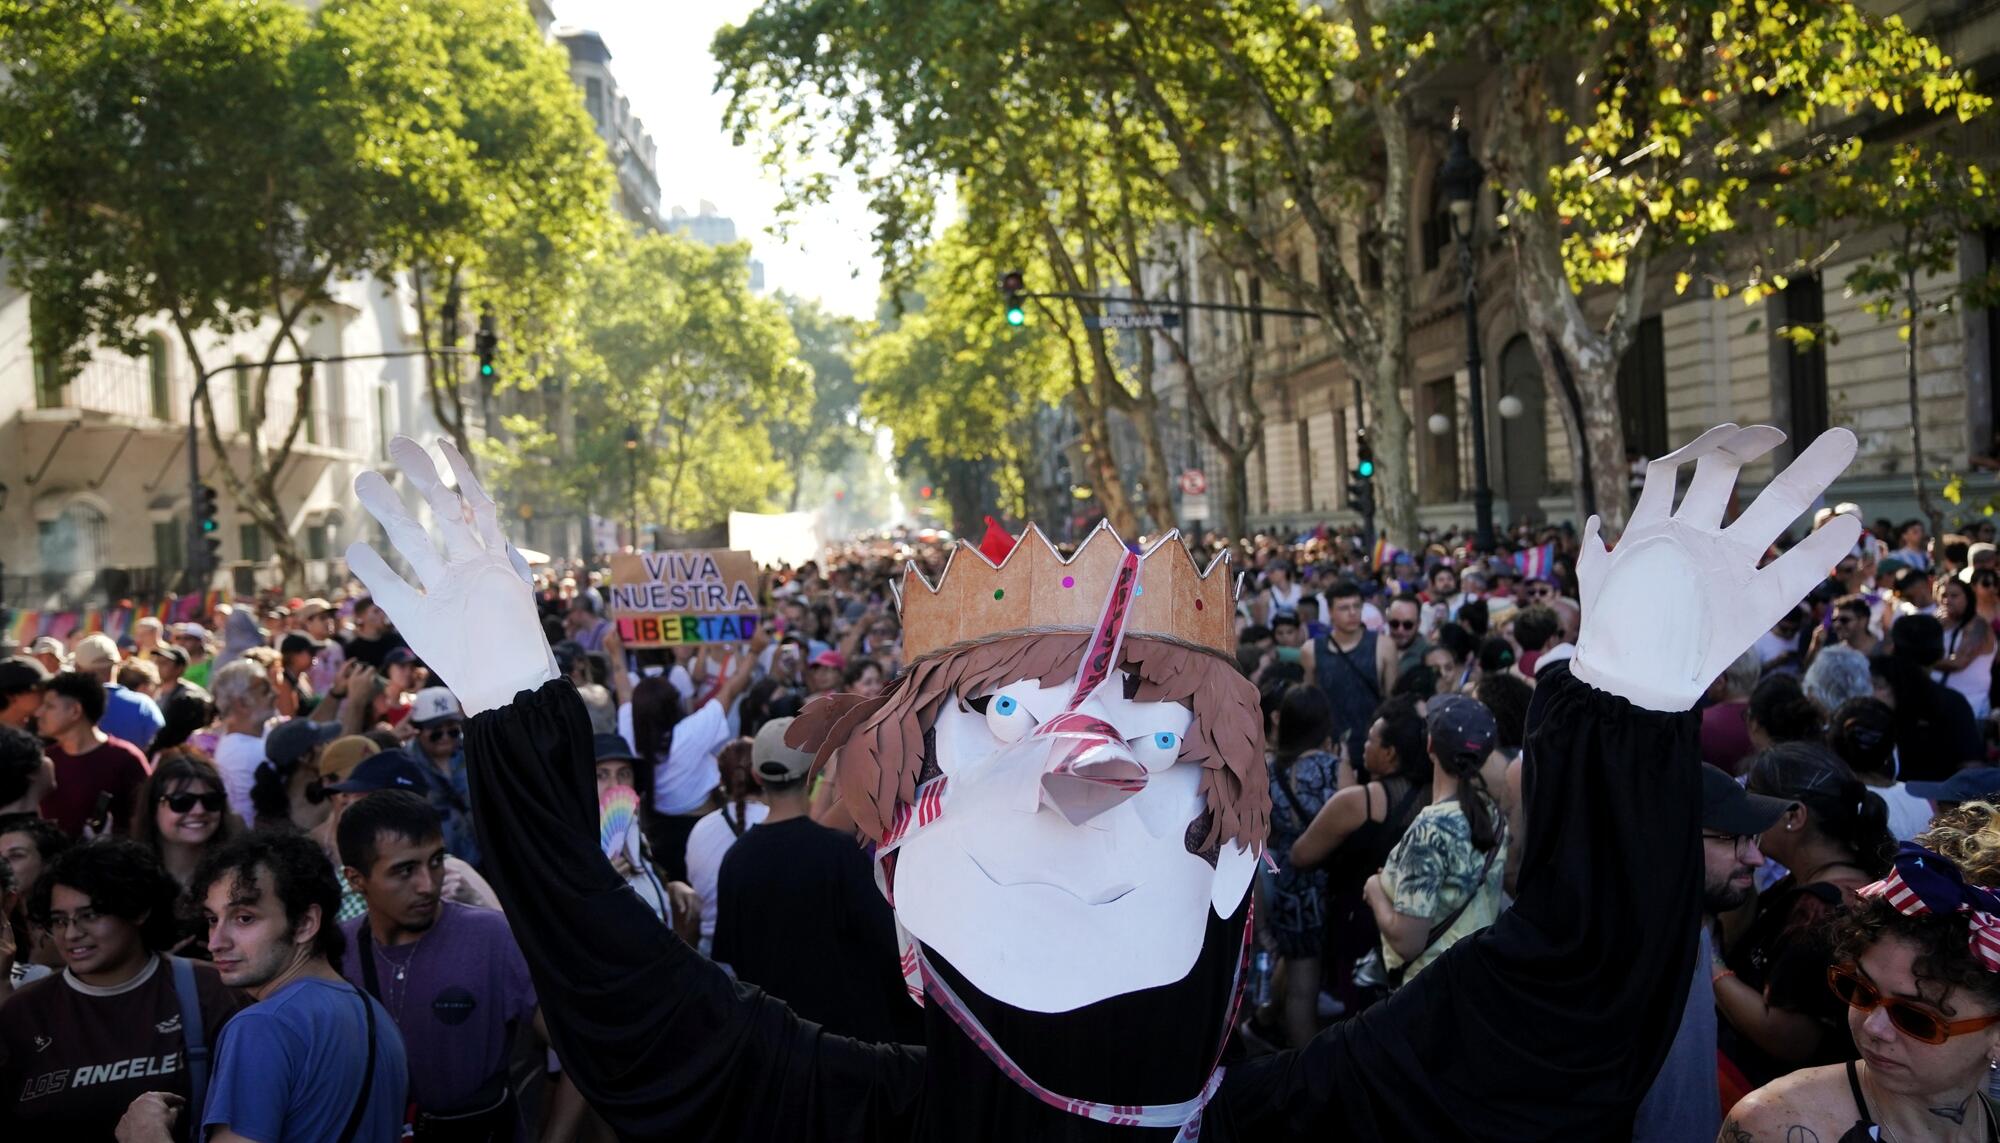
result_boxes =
[344,436,559,717]
[1571,424,1860,712]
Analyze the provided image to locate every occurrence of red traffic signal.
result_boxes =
[919,486,933,500]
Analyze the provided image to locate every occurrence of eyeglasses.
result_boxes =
[42,907,108,933]
[1701,832,1757,856]
[160,791,226,814]
[423,723,463,741]
[1828,963,2000,1044]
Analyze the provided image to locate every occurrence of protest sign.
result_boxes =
[608,550,763,647]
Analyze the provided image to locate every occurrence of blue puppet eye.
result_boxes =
[982,691,1035,743]
[1128,728,1185,772]
[994,695,1019,716]
[1152,731,1179,751]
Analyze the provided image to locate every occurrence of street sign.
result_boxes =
[1178,468,1208,496]
[1083,312,1181,330]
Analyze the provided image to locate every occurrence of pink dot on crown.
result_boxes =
[1061,576,1075,589]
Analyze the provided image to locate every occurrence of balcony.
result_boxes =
[29,349,366,452]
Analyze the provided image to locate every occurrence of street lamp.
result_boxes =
[1439,117,1494,552]
[622,425,640,551]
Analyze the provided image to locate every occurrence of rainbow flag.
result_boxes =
[1372,537,1406,571]
[1513,542,1557,582]
[5,610,39,645]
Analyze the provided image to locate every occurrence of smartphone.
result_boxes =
[86,791,114,836]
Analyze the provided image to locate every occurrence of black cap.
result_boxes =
[279,633,324,658]
[1426,695,1497,761]
[324,750,428,794]
[149,645,189,668]
[592,733,640,764]
[0,656,50,693]
[1701,764,1793,835]
[1906,766,2000,805]
[264,718,342,770]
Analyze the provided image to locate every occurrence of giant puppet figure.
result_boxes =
[348,424,1860,1141]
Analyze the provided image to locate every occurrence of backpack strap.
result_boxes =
[167,956,209,1121]
[336,988,379,1143]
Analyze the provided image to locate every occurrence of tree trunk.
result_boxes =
[1906,243,1945,541]
[1072,390,1140,537]
[1369,98,1420,550]
[1127,387,1179,535]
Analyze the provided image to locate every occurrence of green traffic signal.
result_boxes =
[1356,460,1374,478]
[201,518,219,533]
[1006,306,1026,327]
[479,361,495,377]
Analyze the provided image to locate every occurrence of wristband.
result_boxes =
[1711,969,1736,987]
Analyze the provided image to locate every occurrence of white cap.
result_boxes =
[72,633,120,671]
[409,686,463,727]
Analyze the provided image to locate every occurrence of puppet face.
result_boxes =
[891,668,1256,1013]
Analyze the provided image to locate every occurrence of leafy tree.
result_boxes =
[484,231,804,542]
[769,294,869,511]
[1451,0,1988,529]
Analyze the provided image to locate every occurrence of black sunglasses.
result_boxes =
[160,791,225,814]
[423,724,464,741]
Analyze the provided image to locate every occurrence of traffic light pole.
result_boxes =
[183,348,472,589]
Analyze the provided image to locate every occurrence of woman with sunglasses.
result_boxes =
[1936,575,1996,720]
[130,748,243,957]
[1725,803,2000,1142]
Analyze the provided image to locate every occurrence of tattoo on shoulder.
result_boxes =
[1720,1121,1756,1143]
[1930,1094,1972,1125]
[1719,1122,1821,1143]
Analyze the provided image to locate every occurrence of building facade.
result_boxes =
[555,24,664,233]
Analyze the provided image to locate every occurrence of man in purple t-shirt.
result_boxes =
[336,790,538,1140]
[36,672,149,837]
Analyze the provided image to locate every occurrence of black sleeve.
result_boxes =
[1210,665,1702,1141]
[465,679,926,1142]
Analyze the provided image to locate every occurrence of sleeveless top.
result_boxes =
[1940,618,1996,717]
[1840,1058,2000,1142]
[1323,777,1426,900]
[1315,629,1381,762]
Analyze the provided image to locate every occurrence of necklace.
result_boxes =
[373,934,425,1022]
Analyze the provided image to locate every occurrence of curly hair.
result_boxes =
[0,724,44,808]
[26,838,183,951]
[188,828,346,971]
[1835,801,2000,1014]
[1748,674,1823,744]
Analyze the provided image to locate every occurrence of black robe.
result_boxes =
[465,664,1700,1141]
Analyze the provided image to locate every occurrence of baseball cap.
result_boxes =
[324,749,428,794]
[296,598,333,620]
[1906,766,2000,805]
[171,623,211,642]
[1425,695,1497,762]
[28,636,66,661]
[279,632,324,658]
[149,644,190,668]
[383,647,419,669]
[264,718,342,769]
[409,687,463,727]
[1893,567,1929,593]
[0,656,50,693]
[751,716,814,783]
[808,649,847,671]
[317,735,382,781]
[72,633,119,671]
[1700,764,1792,835]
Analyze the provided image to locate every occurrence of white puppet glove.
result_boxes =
[345,437,559,718]
[1571,424,1860,712]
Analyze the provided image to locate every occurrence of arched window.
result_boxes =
[146,333,172,420]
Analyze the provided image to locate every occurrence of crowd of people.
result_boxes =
[1,500,1998,1141]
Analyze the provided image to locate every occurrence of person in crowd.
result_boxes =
[1271,612,1307,662]
[73,633,166,752]
[1262,684,1342,1047]
[1893,565,1938,619]
[1890,517,1931,572]
[1419,563,1460,636]
[372,647,424,728]
[276,632,324,715]
[1873,614,1985,783]
[1363,695,1507,986]
[248,718,343,832]
[25,636,66,676]
[0,845,51,997]
[1701,648,1762,774]
[406,687,479,868]
[591,733,691,934]
[208,658,278,823]
[1423,622,1477,695]
[685,738,764,957]
[711,717,920,1044]
[0,655,49,732]
[607,625,767,882]
[804,649,846,698]
[148,645,203,711]
[337,792,539,1141]
[0,722,51,817]
[1973,566,2000,627]
[1810,593,1881,662]
[1,839,246,1142]
[564,594,614,655]
[294,600,347,697]
[0,813,69,978]
[341,595,409,670]
[1510,605,1562,678]
[117,656,161,702]
[132,617,165,661]
[1802,642,1875,717]
[130,747,242,898]
[1936,571,1997,720]
[1905,767,2000,816]
[1633,765,1792,1141]
[38,671,151,838]
[841,657,887,700]
[1305,580,1395,765]
[1753,605,1810,673]
[1261,559,1304,620]
[1474,672,1533,894]
[110,829,408,1143]
[1745,672,1824,753]
[1720,743,1895,1088]
[168,625,213,691]
[152,687,216,759]
[1827,697,1934,843]
[1383,595,1430,678]
[1725,804,2000,1142]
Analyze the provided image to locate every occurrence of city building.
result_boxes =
[1150,13,2000,541]
[554,24,664,232]
[668,202,767,291]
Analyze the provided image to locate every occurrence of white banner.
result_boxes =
[728,510,824,569]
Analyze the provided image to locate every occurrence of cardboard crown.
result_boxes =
[896,523,1239,661]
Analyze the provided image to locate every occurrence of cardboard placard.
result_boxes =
[608,550,762,647]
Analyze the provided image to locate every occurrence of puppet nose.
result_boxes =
[1039,744,1149,826]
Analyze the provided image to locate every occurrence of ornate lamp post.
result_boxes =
[1440,119,1494,552]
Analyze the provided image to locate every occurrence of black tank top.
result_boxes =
[1840,1059,2000,1143]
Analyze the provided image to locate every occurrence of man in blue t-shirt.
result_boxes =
[113,830,407,1143]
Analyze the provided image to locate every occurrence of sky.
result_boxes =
[558,0,884,319]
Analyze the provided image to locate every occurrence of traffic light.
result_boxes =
[474,313,498,379]
[999,269,1026,327]
[1346,429,1376,516]
[195,484,220,537]
[1354,427,1375,480]
[190,484,223,580]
